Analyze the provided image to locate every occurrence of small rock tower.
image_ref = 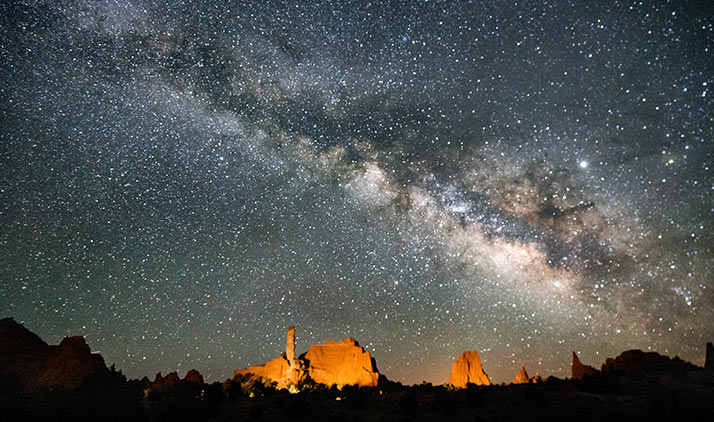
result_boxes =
[286,326,296,361]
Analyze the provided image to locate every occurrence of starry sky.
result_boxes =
[1,0,713,385]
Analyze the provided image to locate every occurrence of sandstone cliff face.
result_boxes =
[35,336,107,389]
[571,352,598,380]
[234,355,293,387]
[234,328,380,389]
[448,350,491,388]
[0,318,107,390]
[303,338,380,387]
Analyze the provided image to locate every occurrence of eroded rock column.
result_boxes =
[286,326,295,362]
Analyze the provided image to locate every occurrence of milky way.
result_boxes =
[1,0,713,384]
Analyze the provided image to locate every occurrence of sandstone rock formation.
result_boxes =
[302,338,380,387]
[601,349,697,376]
[448,350,491,388]
[184,368,204,384]
[234,327,381,389]
[35,336,108,389]
[706,342,714,370]
[150,369,204,390]
[0,317,108,390]
[513,365,530,384]
[234,355,295,388]
[287,326,296,361]
[571,352,598,380]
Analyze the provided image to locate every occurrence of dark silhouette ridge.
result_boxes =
[706,342,714,370]
[571,351,598,380]
[0,318,107,391]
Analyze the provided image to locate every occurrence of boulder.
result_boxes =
[448,350,491,388]
[302,338,380,387]
[571,352,598,380]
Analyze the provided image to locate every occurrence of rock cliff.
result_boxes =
[448,350,491,388]
[0,317,107,390]
[234,327,381,389]
[601,349,697,376]
[571,352,598,380]
[302,338,380,387]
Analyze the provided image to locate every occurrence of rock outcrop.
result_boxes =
[234,355,294,387]
[448,350,491,388]
[287,326,296,361]
[234,327,381,389]
[0,317,108,390]
[184,368,204,384]
[572,352,598,380]
[513,365,530,384]
[150,369,204,390]
[706,342,714,370]
[601,349,697,376]
[302,338,380,387]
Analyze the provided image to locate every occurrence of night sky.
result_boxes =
[1,0,713,385]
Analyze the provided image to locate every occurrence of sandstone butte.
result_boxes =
[234,326,380,389]
[512,365,530,384]
[448,350,491,388]
[571,352,598,380]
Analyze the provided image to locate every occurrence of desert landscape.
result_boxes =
[2,318,714,421]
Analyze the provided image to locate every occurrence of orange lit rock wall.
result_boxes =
[303,338,380,387]
[448,350,491,388]
[234,355,291,387]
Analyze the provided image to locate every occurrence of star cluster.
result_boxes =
[1,0,713,384]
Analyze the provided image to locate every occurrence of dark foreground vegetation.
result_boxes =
[3,367,714,422]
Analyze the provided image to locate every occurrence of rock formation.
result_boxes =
[184,368,204,384]
[513,365,530,384]
[448,350,491,388]
[234,327,381,389]
[302,338,380,387]
[706,342,714,370]
[571,352,598,380]
[287,326,296,361]
[0,317,108,390]
[234,355,296,388]
[150,370,204,390]
[601,349,697,376]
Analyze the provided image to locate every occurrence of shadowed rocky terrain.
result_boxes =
[2,318,714,422]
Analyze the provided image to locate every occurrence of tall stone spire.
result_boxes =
[706,342,714,370]
[286,326,296,362]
